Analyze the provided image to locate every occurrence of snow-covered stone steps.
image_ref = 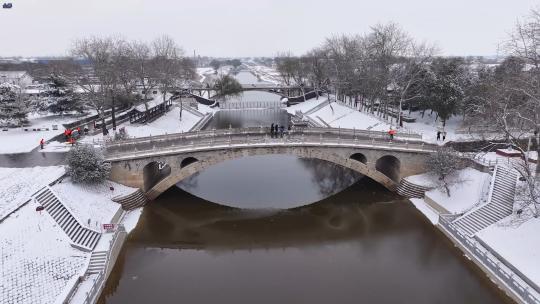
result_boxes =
[452,166,517,236]
[86,251,107,275]
[34,187,101,251]
[112,189,148,210]
[396,178,432,198]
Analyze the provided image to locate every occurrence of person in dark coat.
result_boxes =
[271,123,274,136]
[436,131,441,141]
[280,125,285,138]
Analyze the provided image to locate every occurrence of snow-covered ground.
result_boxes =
[134,93,172,112]
[0,166,64,220]
[477,215,540,289]
[410,198,439,224]
[83,106,202,143]
[423,167,491,214]
[404,173,438,188]
[0,200,89,304]
[197,67,214,83]
[401,111,466,144]
[285,96,329,115]
[0,128,63,154]
[0,112,98,154]
[52,177,135,229]
[247,65,282,84]
[307,101,393,132]
[123,207,143,233]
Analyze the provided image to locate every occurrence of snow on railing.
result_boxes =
[104,131,433,162]
[104,126,423,148]
[485,165,499,211]
[439,216,540,304]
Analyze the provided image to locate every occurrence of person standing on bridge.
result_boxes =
[388,128,396,141]
[274,124,279,137]
[280,125,285,138]
[271,123,275,137]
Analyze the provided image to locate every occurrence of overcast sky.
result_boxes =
[0,0,538,58]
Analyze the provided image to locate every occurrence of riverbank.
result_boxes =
[0,167,144,304]
[407,167,540,303]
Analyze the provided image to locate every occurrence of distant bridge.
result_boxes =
[188,84,311,97]
[105,127,434,200]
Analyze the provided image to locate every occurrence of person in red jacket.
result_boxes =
[39,138,44,149]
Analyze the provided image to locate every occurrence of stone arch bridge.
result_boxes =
[105,127,435,200]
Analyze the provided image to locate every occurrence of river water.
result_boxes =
[98,72,511,304]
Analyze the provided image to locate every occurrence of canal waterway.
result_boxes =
[99,160,511,303]
[98,71,511,304]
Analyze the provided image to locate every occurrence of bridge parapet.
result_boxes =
[104,127,432,162]
[106,127,422,148]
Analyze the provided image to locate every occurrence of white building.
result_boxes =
[0,71,34,87]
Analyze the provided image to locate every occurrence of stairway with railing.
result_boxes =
[86,251,107,275]
[452,166,517,236]
[33,187,101,251]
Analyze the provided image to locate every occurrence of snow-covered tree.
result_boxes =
[65,144,111,183]
[213,75,243,101]
[427,147,465,197]
[44,75,85,114]
[0,83,29,126]
[425,57,470,126]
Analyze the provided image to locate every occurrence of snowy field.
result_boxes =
[0,200,89,304]
[285,96,329,115]
[308,102,393,132]
[477,216,540,289]
[424,168,491,214]
[52,178,135,229]
[0,166,64,220]
[403,111,470,144]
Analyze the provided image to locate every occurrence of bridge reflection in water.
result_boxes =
[99,176,510,304]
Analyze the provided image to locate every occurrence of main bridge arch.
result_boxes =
[109,145,428,201]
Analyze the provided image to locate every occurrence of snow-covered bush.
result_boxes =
[65,144,111,183]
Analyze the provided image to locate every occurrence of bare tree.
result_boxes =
[130,40,159,113]
[71,36,118,135]
[427,147,465,197]
[152,35,184,103]
[389,42,437,126]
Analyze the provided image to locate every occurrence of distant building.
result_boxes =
[0,71,34,87]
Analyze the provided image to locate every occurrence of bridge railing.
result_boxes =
[104,130,433,161]
[439,216,540,304]
[105,126,423,148]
